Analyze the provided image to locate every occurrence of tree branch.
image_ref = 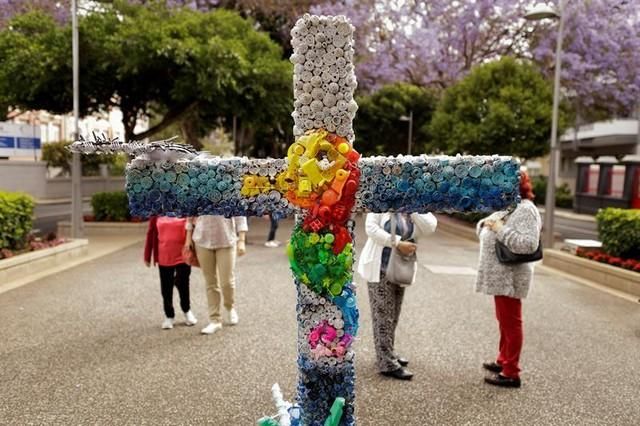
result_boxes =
[132,101,198,141]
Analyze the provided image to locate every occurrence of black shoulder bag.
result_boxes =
[494,210,543,264]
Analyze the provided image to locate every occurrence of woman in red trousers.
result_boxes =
[144,216,198,330]
[475,171,542,388]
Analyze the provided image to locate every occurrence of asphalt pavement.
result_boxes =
[1,217,638,425]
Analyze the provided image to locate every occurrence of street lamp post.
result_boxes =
[71,0,83,238]
[525,2,566,248]
[399,110,413,155]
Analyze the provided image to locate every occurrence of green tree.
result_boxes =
[354,83,438,156]
[428,56,567,159]
[0,2,292,150]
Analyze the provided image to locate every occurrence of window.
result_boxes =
[40,124,48,143]
[608,165,625,198]
[585,164,599,194]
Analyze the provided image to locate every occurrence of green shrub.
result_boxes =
[41,140,120,176]
[555,183,574,209]
[109,153,128,176]
[596,208,640,259]
[91,191,131,222]
[0,191,34,250]
[532,176,547,204]
[531,176,573,208]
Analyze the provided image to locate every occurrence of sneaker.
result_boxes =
[201,322,222,335]
[264,240,281,248]
[184,310,198,326]
[222,308,239,325]
[162,317,174,330]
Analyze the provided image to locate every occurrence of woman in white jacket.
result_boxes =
[357,212,437,380]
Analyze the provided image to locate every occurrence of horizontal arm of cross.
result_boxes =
[122,153,520,218]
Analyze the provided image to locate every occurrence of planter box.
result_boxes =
[0,239,89,289]
[543,249,640,298]
[57,220,148,238]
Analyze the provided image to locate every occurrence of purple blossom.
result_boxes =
[314,0,640,115]
[0,0,70,25]
[532,0,640,116]
[312,0,532,90]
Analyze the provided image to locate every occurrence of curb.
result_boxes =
[57,220,148,238]
[435,215,477,242]
[543,249,640,300]
[0,239,89,287]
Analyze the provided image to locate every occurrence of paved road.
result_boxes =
[547,215,598,241]
[1,218,639,425]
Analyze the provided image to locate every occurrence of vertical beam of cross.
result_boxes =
[69,14,521,426]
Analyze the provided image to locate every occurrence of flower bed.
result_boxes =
[0,234,68,260]
[576,248,640,273]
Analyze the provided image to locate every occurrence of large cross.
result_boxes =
[71,14,519,426]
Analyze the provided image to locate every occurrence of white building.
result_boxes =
[2,108,148,160]
[557,119,639,192]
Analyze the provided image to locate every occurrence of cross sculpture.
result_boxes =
[70,14,520,426]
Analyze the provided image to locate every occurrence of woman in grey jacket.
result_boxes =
[475,171,541,388]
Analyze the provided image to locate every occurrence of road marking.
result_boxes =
[423,264,477,275]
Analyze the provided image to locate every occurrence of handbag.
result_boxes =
[385,214,417,287]
[181,245,200,268]
[494,211,543,264]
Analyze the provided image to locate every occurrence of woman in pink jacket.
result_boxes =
[144,216,198,330]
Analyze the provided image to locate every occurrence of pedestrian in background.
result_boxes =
[357,211,437,380]
[144,216,197,330]
[475,171,542,388]
[185,215,247,335]
[264,213,281,248]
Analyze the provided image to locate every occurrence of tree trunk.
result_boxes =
[121,103,138,143]
[180,113,203,151]
[237,122,255,156]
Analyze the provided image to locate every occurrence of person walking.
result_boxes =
[264,213,280,248]
[357,211,437,380]
[185,215,248,335]
[144,216,197,330]
[475,171,542,388]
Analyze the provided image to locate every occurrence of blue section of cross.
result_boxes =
[124,155,519,219]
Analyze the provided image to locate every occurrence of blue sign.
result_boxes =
[17,137,41,149]
[0,136,15,148]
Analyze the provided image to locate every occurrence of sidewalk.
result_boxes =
[1,218,639,425]
[0,234,144,296]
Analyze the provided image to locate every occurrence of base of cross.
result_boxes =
[258,392,345,426]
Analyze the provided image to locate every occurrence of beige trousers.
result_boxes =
[195,245,236,323]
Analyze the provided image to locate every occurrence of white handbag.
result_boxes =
[385,214,417,287]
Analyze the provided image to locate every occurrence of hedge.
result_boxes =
[91,191,131,222]
[596,208,640,260]
[531,176,573,209]
[0,191,34,251]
